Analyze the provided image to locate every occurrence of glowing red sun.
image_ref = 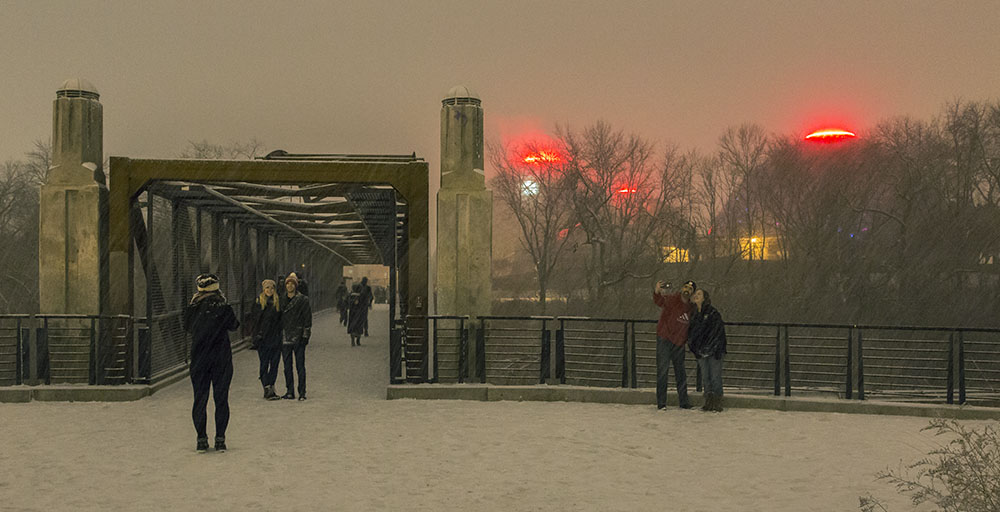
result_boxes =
[522,150,561,165]
[804,129,857,142]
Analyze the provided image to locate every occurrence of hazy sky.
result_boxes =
[2,0,999,173]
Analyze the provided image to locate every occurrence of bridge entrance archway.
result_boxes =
[107,154,428,382]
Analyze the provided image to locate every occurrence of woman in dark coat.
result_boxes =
[347,283,365,346]
[182,274,239,452]
[252,279,283,400]
[688,288,727,412]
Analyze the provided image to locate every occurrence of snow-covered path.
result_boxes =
[1,305,976,511]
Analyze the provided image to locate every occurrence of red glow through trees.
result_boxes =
[522,149,562,165]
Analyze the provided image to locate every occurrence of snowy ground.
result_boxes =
[2,305,986,511]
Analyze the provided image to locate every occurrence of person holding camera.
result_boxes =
[652,279,695,410]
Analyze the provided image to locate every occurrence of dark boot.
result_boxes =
[214,436,227,452]
[196,437,209,453]
[701,394,714,411]
[281,390,295,400]
[713,395,724,412]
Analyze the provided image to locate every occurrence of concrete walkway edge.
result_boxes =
[386,384,1000,420]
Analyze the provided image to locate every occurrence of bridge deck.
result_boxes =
[2,305,992,511]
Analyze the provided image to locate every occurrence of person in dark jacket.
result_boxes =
[335,279,349,326]
[360,276,373,336]
[347,283,365,346]
[182,274,239,453]
[652,279,695,410]
[252,279,283,400]
[280,273,312,400]
[688,288,727,412]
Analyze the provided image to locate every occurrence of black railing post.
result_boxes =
[420,318,430,382]
[856,328,864,400]
[432,318,439,383]
[89,318,97,385]
[389,324,402,384]
[621,321,628,388]
[38,318,50,385]
[15,318,22,385]
[958,330,966,405]
[774,324,781,396]
[783,325,791,397]
[138,326,151,384]
[556,319,566,384]
[540,319,550,384]
[458,318,468,384]
[477,317,486,384]
[124,317,134,384]
[21,321,31,385]
[845,326,853,400]
[946,331,955,404]
[630,322,637,389]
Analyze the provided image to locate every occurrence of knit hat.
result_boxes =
[683,280,697,291]
[262,279,276,290]
[196,274,220,292]
[285,274,299,287]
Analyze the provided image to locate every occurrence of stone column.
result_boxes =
[39,79,109,315]
[436,85,492,324]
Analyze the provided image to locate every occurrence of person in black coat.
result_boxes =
[335,279,349,326]
[347,283,365,346]
[359,276,373,336]
[280,273,312,400]
[182,274,239,453]
[688,288,727,412]
[252,279,283,400]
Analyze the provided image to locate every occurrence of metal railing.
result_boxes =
[1,310,259,387]
[398,315,1000,406]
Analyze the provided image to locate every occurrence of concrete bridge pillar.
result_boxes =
[39,79,109,315]
[435,85,492,319]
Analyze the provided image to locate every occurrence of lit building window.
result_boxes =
[663,246,689,263]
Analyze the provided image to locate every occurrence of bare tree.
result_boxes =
[488,139,577,313]
[0,159,39,311]
[559,121,690,309]
[718,123,769,261]
[180,138,267,159]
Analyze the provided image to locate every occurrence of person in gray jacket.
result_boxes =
[279,273,312,401]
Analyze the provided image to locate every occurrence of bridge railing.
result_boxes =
[398,315,1000,406]
[2,308,260,387]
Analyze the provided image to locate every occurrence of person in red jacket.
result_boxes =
[653,279,695,410]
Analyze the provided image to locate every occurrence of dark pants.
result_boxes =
[338,306,347,326]
[258,344,281,387]
[191,360,233,439]
[656,337,690,408]
[697,356,724,396]
[282,343,307,395]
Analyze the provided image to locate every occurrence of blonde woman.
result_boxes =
[253,279,283,400]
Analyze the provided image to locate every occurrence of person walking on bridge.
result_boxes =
[182,273,239,453]
[335,278,349,326]
[280,273,312,401]
[360,276,373,336]
[653,279,694,410]
[347,282,365,346]
[252,279,283,401]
